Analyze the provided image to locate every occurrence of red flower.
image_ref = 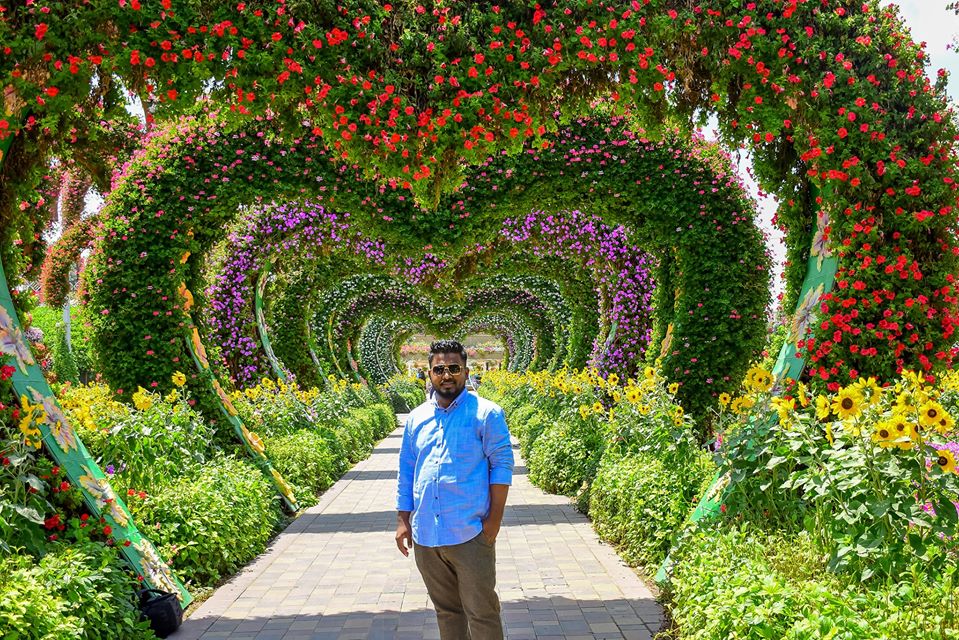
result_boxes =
[0,365,14,380]
[35,23,48,40]
[102,525,113,536]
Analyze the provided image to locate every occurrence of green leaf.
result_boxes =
[868,499,891,519]
[13,505,44,524]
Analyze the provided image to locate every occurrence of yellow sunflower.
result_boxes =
[935,412,956,436]
[871,422,897,449]
[918,401,947,429]
[935,449,957,474]
[171,371,187,387]
[578,405,590,420]
[607,373,620,387]
[730,396,755,414]
[746,366,773,393]
[831,387,864,420]
[625,387,641,403]
[815,395,831,420]
[668,382,680,395]
[852,376,883,406]
[133,387,153,412]
[592,401,604,415]
[718,392,732,408]
[796,383,810,408]
[885,415,913,449]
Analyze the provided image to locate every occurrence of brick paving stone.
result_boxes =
[170,417,663,639]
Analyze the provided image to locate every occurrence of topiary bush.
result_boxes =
[264,429,338,508]
[60,384,217,497]
[669,524,959,640]
[382,374,424,413]
[527,409,604,497]
[513,408,552,460]
[130,456,280,587]
[0,542,153,640]
[589,450,715,571]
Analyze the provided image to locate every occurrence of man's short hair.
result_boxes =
[428,339,468,366]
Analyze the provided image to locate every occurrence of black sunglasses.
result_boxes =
[431,364,464,376]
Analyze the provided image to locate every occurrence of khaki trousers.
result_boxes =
[413,533,504,640]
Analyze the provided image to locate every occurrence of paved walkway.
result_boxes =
[172,419,663,640]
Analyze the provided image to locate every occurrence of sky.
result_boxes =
[749,0,959,304]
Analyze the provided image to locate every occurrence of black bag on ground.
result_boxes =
[138,588,183,638]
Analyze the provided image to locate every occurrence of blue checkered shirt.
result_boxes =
[396,388,514,547]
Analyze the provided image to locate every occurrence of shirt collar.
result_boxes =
[431,387,470,412]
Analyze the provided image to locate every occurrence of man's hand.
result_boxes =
[396,511,413,556]
[481,518,501,545]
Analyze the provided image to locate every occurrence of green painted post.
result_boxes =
[176,274,298,512]
[655,186,838,585]
[0,110,190,603]
[0,263,192,605]
[255,261,288,382]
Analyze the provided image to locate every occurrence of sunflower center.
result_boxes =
[841,398,854,410]
[928,409,939,419]
[879,429,890,439]
[938,456,948,467]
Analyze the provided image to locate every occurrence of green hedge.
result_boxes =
[264,429,339,508]
[0,543,152,640]
[589,451,715,571]
[670,525,959,640]
[507,405,551,459]
[527,411,604,497]
[130,456,281,586]
[382,375,424,413]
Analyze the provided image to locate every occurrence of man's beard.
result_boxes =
[434,384,460,400]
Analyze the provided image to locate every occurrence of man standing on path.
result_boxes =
[395,339,514,640]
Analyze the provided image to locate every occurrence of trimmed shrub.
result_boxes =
[130,456,280,586]
[527,411,604,496]
[367,403,399,438]
[0,543,152,640]
[669,525,959,640]
[62,385,217,496]
[382,374,424,413]
[589,450,714,570]
[265,429,338,507]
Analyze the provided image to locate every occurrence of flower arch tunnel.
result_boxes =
[3,0,958,595]
[91,114,769,431]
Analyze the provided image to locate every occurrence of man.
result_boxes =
[396,340,514,640]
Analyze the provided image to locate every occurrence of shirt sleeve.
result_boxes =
[396,415,415,511]
[483,406,514,486]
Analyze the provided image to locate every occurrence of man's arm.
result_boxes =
[482,484,509,543]
[481,406,514,543]
[396,418,415,556]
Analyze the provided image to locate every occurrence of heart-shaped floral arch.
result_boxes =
[82,115,768,426]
